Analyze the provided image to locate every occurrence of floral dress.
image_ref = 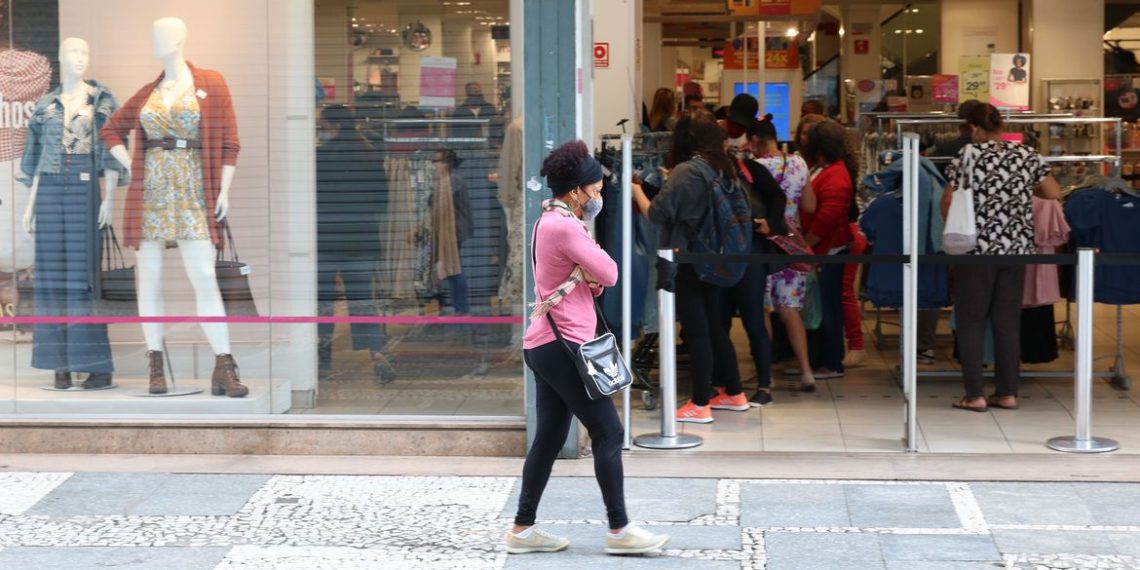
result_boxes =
[756,152,810,309]
[139,86,210,242]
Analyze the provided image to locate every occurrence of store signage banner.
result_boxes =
[932,75,959,104]
[420,56,457,108]
[722,37,760,70]
[958,56,990,103]
[729,0,820,16]
[764,37,799,70]
[990,53,1030,111]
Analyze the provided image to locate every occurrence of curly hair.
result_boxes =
[540,140,591,197]
[667,109,733,178]
[805,120,860,221]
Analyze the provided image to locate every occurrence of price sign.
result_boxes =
[959,56,990,103]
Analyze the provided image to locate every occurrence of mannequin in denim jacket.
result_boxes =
[22,37,120,232]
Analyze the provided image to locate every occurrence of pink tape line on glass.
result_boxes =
[1,316,524,325]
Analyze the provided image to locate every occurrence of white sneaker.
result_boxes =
[504,527,570,554]
[604,525,670,555]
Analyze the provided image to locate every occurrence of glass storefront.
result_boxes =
[0,0,523,418]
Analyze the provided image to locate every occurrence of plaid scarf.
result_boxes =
[528,199,599,321]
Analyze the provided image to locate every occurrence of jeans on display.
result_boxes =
[808,261,846,373]
[954,264,1025,399]
[518,341,629,530]
[446,240,470,314]
[722,257,771,389]
[31,154,113,374]
[316,253,385,355]
[675,265,742,406]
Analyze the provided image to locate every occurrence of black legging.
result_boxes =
[516,340,629,530]
[675,266,742,406]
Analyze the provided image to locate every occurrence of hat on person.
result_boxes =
[728,93,759,129]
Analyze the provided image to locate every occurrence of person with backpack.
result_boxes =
[632,110,750,424]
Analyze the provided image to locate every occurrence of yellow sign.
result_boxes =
[959,56,990,103]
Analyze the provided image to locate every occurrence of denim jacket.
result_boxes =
[18,80,126,187]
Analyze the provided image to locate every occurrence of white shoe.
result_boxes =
[605,525,670,555]
[504,527,570,554]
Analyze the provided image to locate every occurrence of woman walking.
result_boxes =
[942,103,1061,412]
[507,140,669,555]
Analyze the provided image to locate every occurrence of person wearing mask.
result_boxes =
[507,140,669,556]
[721,114,789,405]
[315,105,395,383]
[942,104,1061,412]
[749,115,816,395]
[647,87,678,132]
[799,121,856,380]
[631,110,747,423]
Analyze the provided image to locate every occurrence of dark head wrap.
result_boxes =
[547,154,603,195]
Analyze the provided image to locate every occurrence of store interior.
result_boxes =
[610,0,1140,455]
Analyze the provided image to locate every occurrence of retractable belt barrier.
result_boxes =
[634,246,1132,454]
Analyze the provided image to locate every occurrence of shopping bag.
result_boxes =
[942,188,977,255]
[800,271,822,330]
[216,221,259,317]
[97,226,138,315]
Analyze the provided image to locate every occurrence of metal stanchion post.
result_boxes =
[634,249,702,450]
[901,133,920,452]
[621,135,633,449]
[1048,248,1119,453]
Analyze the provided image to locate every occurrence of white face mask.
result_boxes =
[583,197,603,221]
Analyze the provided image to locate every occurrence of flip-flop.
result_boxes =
[952,399,988,413]
[986,395,1020,410]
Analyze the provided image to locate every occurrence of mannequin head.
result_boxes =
[152,17,188,59]
[59,37,89,83]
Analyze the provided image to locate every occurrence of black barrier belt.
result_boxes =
[670,252,1140,266]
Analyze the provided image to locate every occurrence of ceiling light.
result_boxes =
[894,29,902,34]
[786,27,798,38]
[915,29,924,34]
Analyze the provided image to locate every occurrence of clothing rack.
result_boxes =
[874,117,1130,386]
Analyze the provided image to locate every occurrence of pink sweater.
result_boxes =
[523,211,619,349]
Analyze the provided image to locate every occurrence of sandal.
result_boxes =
[952,397,988,413]
[986,395,1019,410]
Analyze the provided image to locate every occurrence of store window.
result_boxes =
[1,0,522,418]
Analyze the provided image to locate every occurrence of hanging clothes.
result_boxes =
[496,118,524,309]
[1021,304,1059,364]
[431,169,462,284]
[381,153,436,301]
[1023,197,1069,308]
[1064,188,1140,305]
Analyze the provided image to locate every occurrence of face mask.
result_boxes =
[583,197,603,221]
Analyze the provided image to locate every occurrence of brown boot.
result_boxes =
[211,354,249,398]
[148,351,168,394]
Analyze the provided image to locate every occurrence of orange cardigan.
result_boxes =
[100,62,240,249]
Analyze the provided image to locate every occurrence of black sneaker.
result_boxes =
[748,390,774,407]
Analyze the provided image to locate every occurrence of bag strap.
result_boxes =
[102,226,127,271]
[216,220,240,263]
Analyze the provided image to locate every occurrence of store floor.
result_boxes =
[624,303,1140,455]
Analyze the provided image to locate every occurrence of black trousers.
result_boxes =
[675,266,741,406]
[808,262,846,372]
[517,341,629,530]
[954,263,1026,398]
[316,252,385,353]
[723,261,771,389]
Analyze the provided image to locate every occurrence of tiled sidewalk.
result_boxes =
[0,473,1138,569]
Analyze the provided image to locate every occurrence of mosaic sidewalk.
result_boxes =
[0,472,1138,569]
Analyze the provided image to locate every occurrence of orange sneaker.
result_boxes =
[676,400,714,423]
[708,388,750,411]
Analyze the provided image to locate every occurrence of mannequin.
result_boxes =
[20,38,120,390]
[101,17,248,397]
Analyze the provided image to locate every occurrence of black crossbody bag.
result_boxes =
[531,217,633,400]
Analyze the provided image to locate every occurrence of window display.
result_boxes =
[2,0,522,418]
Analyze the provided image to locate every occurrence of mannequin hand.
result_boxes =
[215,192,229,221]
[22,207,34,234]
[98,200,113,229]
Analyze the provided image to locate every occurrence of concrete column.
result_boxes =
[939,0,1019,72]
[840,5,881,119]
[1029,0,1105,111]
[591,0,638,142]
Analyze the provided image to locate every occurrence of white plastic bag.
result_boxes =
[942,188,977,255]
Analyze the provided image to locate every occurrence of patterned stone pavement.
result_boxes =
[0,472,1138,569]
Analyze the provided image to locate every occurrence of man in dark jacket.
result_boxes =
[316,104,395,383]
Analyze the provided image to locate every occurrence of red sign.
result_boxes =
[759,0,790,15]
[722,38,760,70]
[765,38,799,70]
[593,42,609,68]
[932,74,959,103]
[854,39,869,55]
